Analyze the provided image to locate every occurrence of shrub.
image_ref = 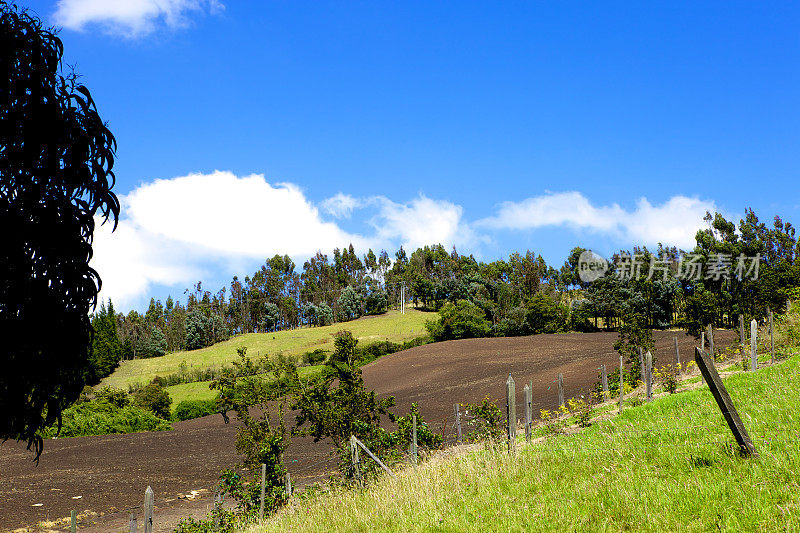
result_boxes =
[174,508,237,533]
[172,399,217,421]
[463,396,503,442]
[94,386,131,408]
[41,400,171,438]
[133,382,172,419]
[655,364,679,394]
[301,348,327,365]
[425,300,491,341]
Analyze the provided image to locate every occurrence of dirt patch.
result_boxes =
[0,330,735,531]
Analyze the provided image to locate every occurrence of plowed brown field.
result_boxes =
[0,330,735,531]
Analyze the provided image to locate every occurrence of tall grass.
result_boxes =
[246,353,800,532]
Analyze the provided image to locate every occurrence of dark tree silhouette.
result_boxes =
[1,3,118,459]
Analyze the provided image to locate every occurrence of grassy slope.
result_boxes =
[104,309,433,391]
[249,355,800,532]
[166,365,324,406]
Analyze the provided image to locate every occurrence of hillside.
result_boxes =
[251,352,800,532]
[102,308,434,390]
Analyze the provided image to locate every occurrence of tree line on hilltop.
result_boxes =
[88,209,800,383]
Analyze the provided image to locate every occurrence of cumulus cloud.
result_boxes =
[53,0,223,36]
[369,195,480,252]
[321,192,361,219]
[479,191,715,249]
[90,173,717,308]
[91,171,366,307]
[124,171,363,256]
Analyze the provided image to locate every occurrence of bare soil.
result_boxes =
[0,330,735,531]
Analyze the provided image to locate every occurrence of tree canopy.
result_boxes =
[1,3,118,458]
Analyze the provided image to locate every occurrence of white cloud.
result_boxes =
[91,217,200,307]
[53,0,223,36]
[369,195,480,252]
[479,191,715,249]
[91,171,366,307]
[90,173,717,308]
[124,171,363,256]
[321,192,361,219]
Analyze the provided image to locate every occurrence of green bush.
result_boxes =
[301,348,327,365]
[172,399,218,421]
[173,508,237,533]
[425,300,491,341]
[133,382,172,419]
[41,400,171,438]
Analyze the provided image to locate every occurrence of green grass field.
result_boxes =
[165,364,325,407]
[247,353,800,532]
[104,308,433,391]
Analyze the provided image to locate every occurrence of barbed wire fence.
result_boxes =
[101,317,798,531]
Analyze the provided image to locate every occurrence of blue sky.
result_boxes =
[24,1,800,310]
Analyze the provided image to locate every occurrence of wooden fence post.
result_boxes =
[600,364,608,399]
[259,462,266,520]
[506,373,516,455]
[350,435,362,487]
[739,314,745,357]
[693,347,758,456]
[751,318,758,371]
[701,331,705,352]
[673,336,680,369]
[352,435,396,478]
[769,308,775,364]
[411,414,418,466]
[645,351,653,402]
[129,512,137,533]
[638,347,645,384]
[454,403,462,444]
[618,356,624,414]
[143,486,153,533]
[708,324,715,360]
[524,383,532,443]
[285,472,292,498]
[213,490,222,530]
[557,373,564,408]
[70,510,76,533]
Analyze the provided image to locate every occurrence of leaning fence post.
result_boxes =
[751,318,758,371]
[701,331,705,352]
[70,510,76,533]
[769,308,775,364]
[259,462,266,520]
[618,356,624,414]
[524,383,532,442]
[143,486,154,533]
[411,414,418,466]
[694,347,758,456]
[600,364,609,399]
[506,373,516,455]
[353,435,396,477]
[454,403,462,444]
[645,351,653,402]
[557,373,564,408]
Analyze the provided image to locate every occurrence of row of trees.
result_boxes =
[90,208,800,383]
